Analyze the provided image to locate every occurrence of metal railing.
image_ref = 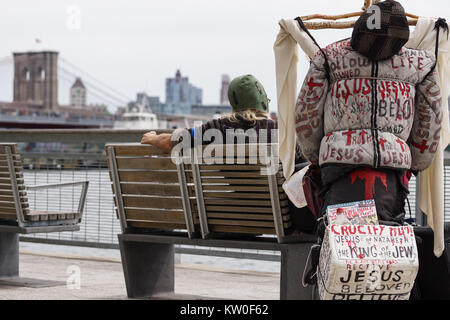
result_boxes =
[0,129,448,261]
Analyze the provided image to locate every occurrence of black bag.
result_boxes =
[302,164,323,219]
[286,162,318,234]
[410,222,450,300]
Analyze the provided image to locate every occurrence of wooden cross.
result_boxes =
[300,0,418,30]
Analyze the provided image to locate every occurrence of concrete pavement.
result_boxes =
[0,251,280,300]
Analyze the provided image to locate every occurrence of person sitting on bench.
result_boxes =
[141,74,317,235]
[141,74,276,150]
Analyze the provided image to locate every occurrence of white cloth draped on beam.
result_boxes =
[273,19,318,179]
[273,17,450,257]
[406,17,450,257]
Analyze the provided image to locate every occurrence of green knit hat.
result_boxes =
[227,75,269,112]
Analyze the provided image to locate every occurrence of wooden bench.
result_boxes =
[106,142,316,299]
[0,143,89,286]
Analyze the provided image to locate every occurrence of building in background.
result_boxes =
[70,78,86,107]
[124,92,165,114]
[220,74,230,106]
[115,71,236,128]
[165,69,202,115]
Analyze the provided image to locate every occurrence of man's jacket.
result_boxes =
[295,39,442,173]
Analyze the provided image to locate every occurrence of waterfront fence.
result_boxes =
[0,129,446,262]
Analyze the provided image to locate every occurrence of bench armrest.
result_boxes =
[25,181,89,190]
[25,181,89,219]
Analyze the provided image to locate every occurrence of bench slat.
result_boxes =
[207,212,290,221]
[202,191,287,200]
[0,160,22,167]
[0,207,29,215]
[116,158,177,170]
[0,200,29,209]
[0,190,26,197]
[126,221,190,230]
[200,178,283,185]
[122,196,183,210]
[0,177,25,185]
[26,210,78,222]
[199,144,276,155]
[0,145,19,154]
[0,155,21,161]
[0,213,17,220]
[201,185,283,192]
[201,198,289,208]
[202,191,271,199]
[203,198,273,206]
[112,145,171,157]
[0,172,23,179]
[200,205,289,214]
[0,184,26,191]
[120,183,182,197]
[119,171,179,183]
[207,219,276,228]
[0,195,14,202]
[198,165,266,171]
[125,208,187,223]
[0,166,23,173]
[198,171,283,178]
[208,224,277,235]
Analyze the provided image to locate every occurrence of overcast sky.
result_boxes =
[0,0,448,112]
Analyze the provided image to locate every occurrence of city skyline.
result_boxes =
[0,0,448,112]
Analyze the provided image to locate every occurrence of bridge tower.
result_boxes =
[13,51,59,111]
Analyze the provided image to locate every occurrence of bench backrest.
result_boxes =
[187,144,291,242]
[106,143,198,234]
[106,143,293,242]
[0,143,29,226]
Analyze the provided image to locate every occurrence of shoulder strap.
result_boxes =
[295,17,331,84]
[425,18,449,78]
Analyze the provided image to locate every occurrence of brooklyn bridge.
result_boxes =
[0,51,129,128]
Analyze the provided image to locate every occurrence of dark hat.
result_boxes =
[228,75,269,113]
[351,0,410,61]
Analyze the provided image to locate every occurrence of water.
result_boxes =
[21,168,281,274]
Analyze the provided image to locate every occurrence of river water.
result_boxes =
[21,168,281,273]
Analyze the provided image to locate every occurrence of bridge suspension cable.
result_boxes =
[58,69,125,108]
[58,66,128,107]
[59,56,132,102]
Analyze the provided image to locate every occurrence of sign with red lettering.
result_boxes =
[327,200,378,226]
[318,225,418,300]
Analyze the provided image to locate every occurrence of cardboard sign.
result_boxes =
[318,225,418,300]
[327,199,378,226]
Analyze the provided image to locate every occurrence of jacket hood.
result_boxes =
[350,0,410,61]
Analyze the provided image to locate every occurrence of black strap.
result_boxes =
[295,17,331,84]
[425,18,449,78]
